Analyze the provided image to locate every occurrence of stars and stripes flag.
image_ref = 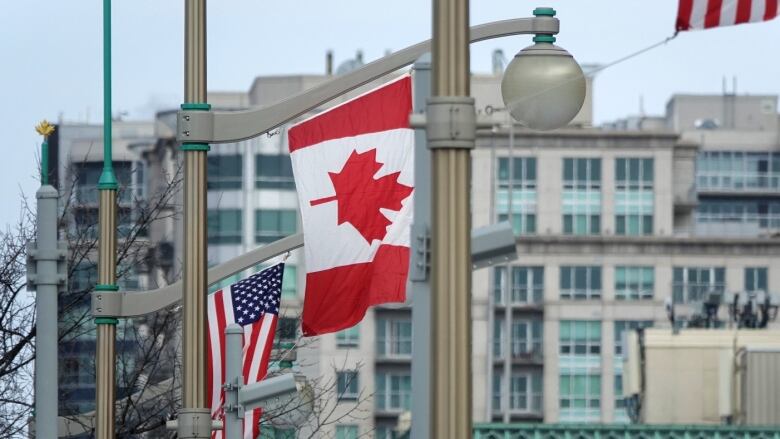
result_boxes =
[207,263,284,439]
[677,0,778,31]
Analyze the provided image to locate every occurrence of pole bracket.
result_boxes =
[424,97,476,149]
[26,241,68,291]
[174,408,215,438]
[409,224,430,282]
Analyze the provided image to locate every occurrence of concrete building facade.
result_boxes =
[138,58,780,437]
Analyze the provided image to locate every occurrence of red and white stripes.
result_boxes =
[677,0,779,31]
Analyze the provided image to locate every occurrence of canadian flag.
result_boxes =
[287,75,414,336]
[676,0,778,31]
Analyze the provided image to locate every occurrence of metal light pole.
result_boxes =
[95,0,120,435]
[179,0,212,436]
[429,0,475,436]
[33,121,60,439]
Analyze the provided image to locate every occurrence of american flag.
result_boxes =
[677,0,778,31]
[207,263,284,439]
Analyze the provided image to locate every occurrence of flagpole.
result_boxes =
[179,0,212,436]
[95,0,120,435]
[429,0,475,436]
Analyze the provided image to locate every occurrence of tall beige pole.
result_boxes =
[180,0,211,436]
[430,0,474,437]
[95,0,119,435]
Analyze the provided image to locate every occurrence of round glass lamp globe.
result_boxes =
[501,43,586,131]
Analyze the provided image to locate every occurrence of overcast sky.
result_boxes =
[1,0,779,228]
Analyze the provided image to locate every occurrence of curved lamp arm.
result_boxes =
[92,233,304,318]
[177,16,559,144]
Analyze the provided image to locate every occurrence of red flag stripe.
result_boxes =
[736,0,753,23]
[288,75,412,152]
[766,0,779,19]
[677,0,695,30]
[704,0,724,28]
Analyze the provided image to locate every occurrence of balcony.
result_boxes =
[472,424,780,439]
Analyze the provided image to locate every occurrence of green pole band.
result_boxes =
[41,140,49,185]
[180,143,211,152]
[181,103,211,111]
[533,7,556,17]
[94,284,120,291]
[100,0,116,191]
[180,103,212,151]
[533,35,556,43]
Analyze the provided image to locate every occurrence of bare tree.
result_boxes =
[0,204,36,438]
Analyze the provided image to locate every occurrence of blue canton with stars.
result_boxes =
[230,263,283,325]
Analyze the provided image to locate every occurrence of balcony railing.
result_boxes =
[698,172,780,193]
[472,423,780,439]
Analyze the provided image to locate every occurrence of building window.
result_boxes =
[493,317,504,359]
[696,199,780,235]
[336,371,359,401]
[207,154,242,190]
[260,426,297,439]
[615,266,654,300]
[697,151,780,191]
[255,209,297,243]
[376,319,412,357]
[614,374,629,423]
[494,266,544,305]
[275,317,298,345]
[207,209,242,244]
[336,324,360,348]
[560,320,601,356]
[282,265,297,298]
[672,267,725,303]
[375,373,411,412]
[256,154,295,189]
[563,158,601,235]
[510,373,543,413]
[745,267,768,292]
[496,157,537,234]
[510,320,543,358]
[492,374,502,412]
[335,425,359,439]
[375,426,398,439]
[559,372,601,422]
[73,161,133,204]
[615,158,653,235]
[560,266,602,300]
[614,320,653,356]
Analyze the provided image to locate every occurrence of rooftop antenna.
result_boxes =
[326,50,333,76]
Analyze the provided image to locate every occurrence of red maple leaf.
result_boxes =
[310,149,413,243]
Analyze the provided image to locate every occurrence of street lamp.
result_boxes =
[501,8,586,131]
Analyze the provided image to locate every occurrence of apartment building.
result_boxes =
[55,120,156,415]
[141,53,780,436]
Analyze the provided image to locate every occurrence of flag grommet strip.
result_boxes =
[425,96,476,149]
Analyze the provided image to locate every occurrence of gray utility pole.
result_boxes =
[223,324,243,439]
[409,56,432,439]
[180,0,212,436]
[29,121,66,439]
[430,0,475,437]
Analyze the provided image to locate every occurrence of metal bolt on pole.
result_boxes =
[95,0,120,435]
[180,0,212,436]
[429,0,475,437]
